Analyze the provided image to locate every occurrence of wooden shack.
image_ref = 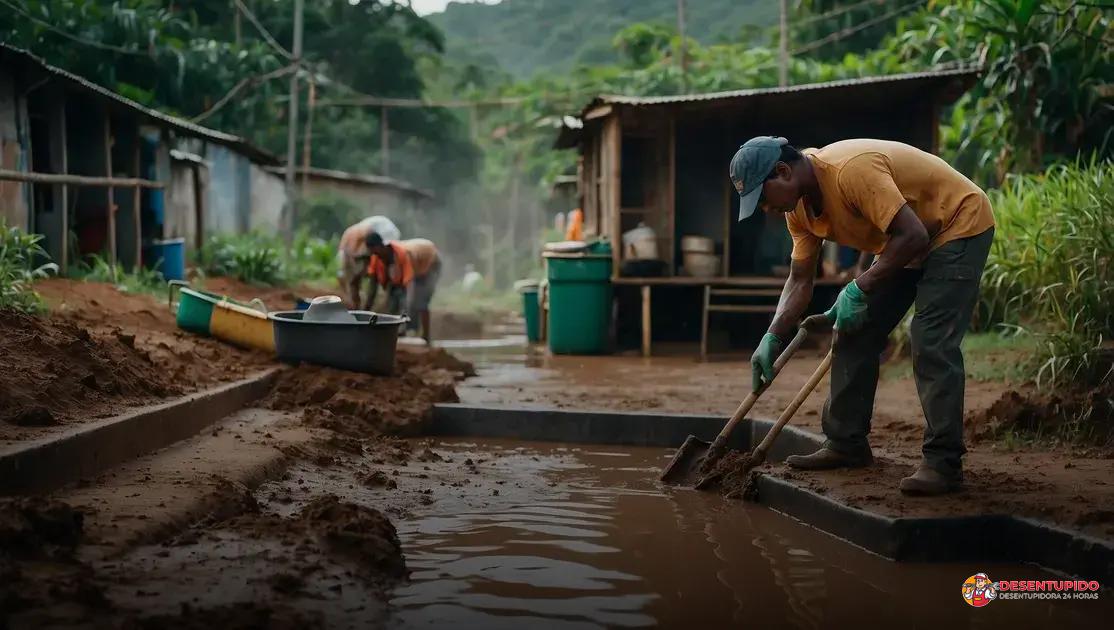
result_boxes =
[554,68,978,356]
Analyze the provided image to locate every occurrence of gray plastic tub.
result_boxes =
[268,311,408,375]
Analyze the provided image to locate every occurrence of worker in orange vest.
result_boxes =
[366,232,441,344]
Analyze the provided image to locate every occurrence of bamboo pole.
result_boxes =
[104,114,115,266]
[0,170,164,188]
[132,139,142,270]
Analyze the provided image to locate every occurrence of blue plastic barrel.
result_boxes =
[145,238,186,281]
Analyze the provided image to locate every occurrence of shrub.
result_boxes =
[978,159,1114,387]
[0,222,57,313]
[196,230,338,286]
[74,254,165,295]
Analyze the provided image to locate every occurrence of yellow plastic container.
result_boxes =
[210,300,276,352]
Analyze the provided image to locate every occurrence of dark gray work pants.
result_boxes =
[822,227,994,477]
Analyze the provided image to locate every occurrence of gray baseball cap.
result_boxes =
[729,136,788,220]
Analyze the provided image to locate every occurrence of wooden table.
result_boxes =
[612,275,844,358]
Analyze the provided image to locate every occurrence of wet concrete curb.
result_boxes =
[432,403,1114,582]
[0,369,278,495]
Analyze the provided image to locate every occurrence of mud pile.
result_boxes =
[224,494,406,584]
[967,382,1114,452]
[697,451,764,501]
[398,346,477,378]
[0,498,106,619]
[129,603,323,630]
[261,348,472,437]
[0,311,181,430]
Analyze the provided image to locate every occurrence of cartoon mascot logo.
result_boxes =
[962,572,998,607]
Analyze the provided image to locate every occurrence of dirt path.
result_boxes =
[2,339,472,628]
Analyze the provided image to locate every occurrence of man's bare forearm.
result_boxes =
[769,260,815,339]
[347,278,361,310]
[855,205,929,293]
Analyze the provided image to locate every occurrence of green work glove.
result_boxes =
[750,332,783,392]
[825,279,869,332]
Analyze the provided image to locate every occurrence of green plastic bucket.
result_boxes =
[176,288,219,335]
[545,255,612,354]
[515,280,541,343]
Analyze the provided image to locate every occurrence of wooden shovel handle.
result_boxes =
[712,315,825,445]
[753,349,833,458]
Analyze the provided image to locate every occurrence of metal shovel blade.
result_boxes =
[660,435,712,485]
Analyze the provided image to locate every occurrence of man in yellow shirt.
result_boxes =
[729,137,995,496]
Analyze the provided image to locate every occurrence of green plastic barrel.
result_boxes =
[546,255,612,354]
[515,280,542,343]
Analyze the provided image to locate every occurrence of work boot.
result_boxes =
[785,447,873,470]
[899,463,963,496]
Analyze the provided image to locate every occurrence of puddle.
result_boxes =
[383,440,1112,628]
[93,438,1113,627]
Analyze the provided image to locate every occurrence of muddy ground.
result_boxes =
[2,277,473,627]
[0,279,272,443]
[459,345,1114,539]
[2,276,1111,625]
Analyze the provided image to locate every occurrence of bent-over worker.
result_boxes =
[730,137,995,496]
[366,233,441,345]
[337,216,401,309]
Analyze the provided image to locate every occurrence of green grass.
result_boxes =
[977,159,1114,388]
[882,331,1040,384]
[71,254,166,297]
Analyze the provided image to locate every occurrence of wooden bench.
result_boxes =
[613,275,843,359]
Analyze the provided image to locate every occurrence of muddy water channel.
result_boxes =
[383,440,1109,628]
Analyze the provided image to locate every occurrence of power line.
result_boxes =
[790,1,921,55]
[233,0,294,60]
[790,0,895,28]
[316,94,535,109]
[191,63,297,123]
[0,0,148,56]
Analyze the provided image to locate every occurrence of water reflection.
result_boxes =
[386,442,1113,629]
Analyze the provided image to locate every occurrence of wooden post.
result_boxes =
[104,113,115,267]
[283,0,303,238]
[606,114,621,277]
[301,80,316,193]
[132,137,142,270]
[676,0,687,93]
[641,284,651,358]
[380,106,389,176]
[48,98,68,271]
[701,284,710,360]
[666,111,676,275]
[722,174,731,277]
[778,0,789,87]
[191,164,205,250]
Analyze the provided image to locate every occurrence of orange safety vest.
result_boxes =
[368,242,414,288]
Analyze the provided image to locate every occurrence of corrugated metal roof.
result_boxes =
[0,44,281,165]
[591,66,979,108]
[553,66,980,149]
[267,166,434,200]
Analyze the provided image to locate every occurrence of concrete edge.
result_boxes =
[0,369,279,495]
[430,403,1114,582]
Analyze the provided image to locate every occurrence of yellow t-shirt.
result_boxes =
[786,139,994,261]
